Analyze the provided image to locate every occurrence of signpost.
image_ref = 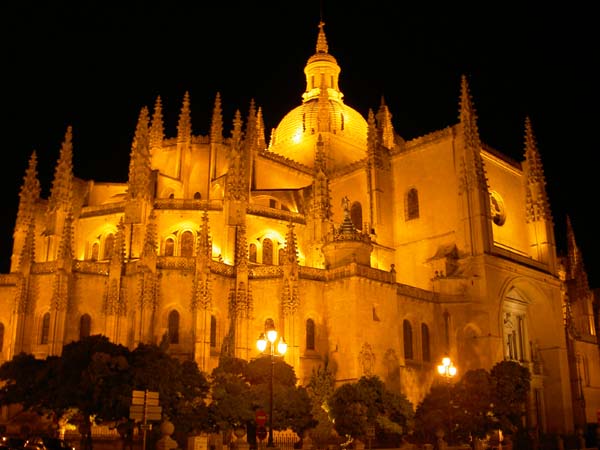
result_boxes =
[256,410,268,442]
[130,390,162,450]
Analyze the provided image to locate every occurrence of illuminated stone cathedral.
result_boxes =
[1,22,598,435]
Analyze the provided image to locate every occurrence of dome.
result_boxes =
[267,21,367,170]
[269,98,367,169]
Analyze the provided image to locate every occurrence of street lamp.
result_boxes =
[437,356,457,445]
[437,356,457,378]
[257,327,287,448]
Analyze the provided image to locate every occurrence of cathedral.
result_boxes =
[0,21,599,436]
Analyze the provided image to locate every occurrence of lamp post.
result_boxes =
[437,356,457,444]
[257,328,287,448]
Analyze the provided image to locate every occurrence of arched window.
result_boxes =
[180,230,194,257]
[210,315,217,348]
[249,244,257,263]
[278,248,285,265]
[421,323,430,362]
[0,322,4,352]
[104,234,115,260]
[262,238,273,265]
[41,313,50,345]
[306,319,315,350]
[91,242,99,261]
[193,192,201,200]
[168,310,179,344]
[405,188,419,220]
[165,238,175,256]
[351,202,363,230]
[80,314,91,340]
[403,320,413,360]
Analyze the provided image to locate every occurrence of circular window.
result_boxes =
[490,191,506,226]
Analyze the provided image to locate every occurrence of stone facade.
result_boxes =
[1,21,599,435]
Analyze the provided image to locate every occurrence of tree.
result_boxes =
[207,357,255,437]
[0,336,133,450]
[453,369,495,442]
[490,360,531,433]
[245,356,315,438]
[55,335,132,450]
[0,352,51,413]
[413,384,454,446]
[128,343,211,447]
[306,365,336,449]
[329,376,413,445]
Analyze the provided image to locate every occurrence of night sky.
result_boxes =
[1,3,598,286]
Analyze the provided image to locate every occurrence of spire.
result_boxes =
[177,91,192,142]
[210,92,223,144]
[111,218,127,266]
[16,151,41,229]
[458,75,488,192]
[245,99,257,147]
[316,21,329,53]
[367,109,379,163]
[376,97,395,150]
[566,215,591,296]
[48,126,74,212]
[18,220,36,270]
[127,107,153,201]
[283,221,299,265]
[149,96,165,151]
[226,110,247,202]
[235,225,248,268]
[56,212,74,261]
[197,210,213,259]
[231,109,243,149]
[256,106,267,150]
[142,213,158,258]
[524,116,552,223]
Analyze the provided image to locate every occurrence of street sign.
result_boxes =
[129,405,162,421]
[132,390,160,405]
[130,390,162,421]
[255,409,267,426]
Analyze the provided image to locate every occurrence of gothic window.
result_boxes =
[104,233,115,260]
[403,320,413,360]
[306,318,315,350]
[168,310,180,344]
[249,243,257,262]
[194,192,201,199]
[405,188,419,220]
[278,248,285,265]
[263,238,273,265]
[180,230,194,257]
[169,193,175,199]
[91,242,99,261]
[351,202,363,231]
[269,199,277,208]
[165,238,175,256]
[421,323,430,362]
[341,113,345,131]
[80,314,91,340]
[0,322,4,352]
[41,312,50,345]
[210,315,217,348]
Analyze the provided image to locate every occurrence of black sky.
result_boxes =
[1,2,598,286]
